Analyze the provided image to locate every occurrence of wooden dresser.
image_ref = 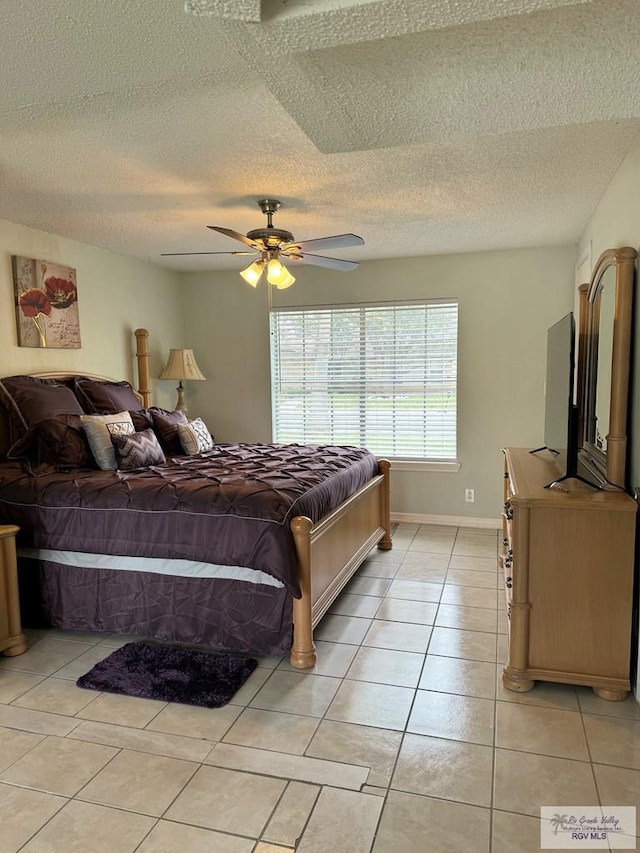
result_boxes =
[0,525,28,657]
[501,448,636,701]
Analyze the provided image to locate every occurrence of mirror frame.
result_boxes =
[578,246,636,489]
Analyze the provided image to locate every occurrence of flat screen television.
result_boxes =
[532,312,596,488]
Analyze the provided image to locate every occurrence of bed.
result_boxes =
[0,329,392,667]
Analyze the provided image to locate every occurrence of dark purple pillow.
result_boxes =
[8,414,94,470]
[74,378,142,415]
[0,375,84,435]
[150,408,188,455]
[111,428,166,470]
[129,408,154,431]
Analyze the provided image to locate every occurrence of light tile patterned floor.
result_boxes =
[1,523,640,851]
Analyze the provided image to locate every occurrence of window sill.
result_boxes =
[381,459,461,473]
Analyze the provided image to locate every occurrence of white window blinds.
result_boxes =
[270,300,458,461]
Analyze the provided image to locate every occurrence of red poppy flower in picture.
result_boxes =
[18,288,52,348]
[13,256,81,349]
[18,288,52,318]
[44,276,77,309]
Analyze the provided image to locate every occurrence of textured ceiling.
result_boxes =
[1,0,639,272]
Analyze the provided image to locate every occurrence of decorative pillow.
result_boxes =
[150,408,188,455]
[177,418,214,455]
[8,414,94,470]
[74,378,142,415]
[0,375,84,435]
[80,412,135,470]
[129,408,154,431]
[111,428,166,471]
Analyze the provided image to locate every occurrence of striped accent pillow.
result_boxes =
[111,428,166,471]
[177,418,213,455]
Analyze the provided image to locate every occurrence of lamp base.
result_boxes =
[175,382,186,413]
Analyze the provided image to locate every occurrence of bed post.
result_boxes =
[134,328,152,408]
[377,458,393,550]
[290,516,317,669]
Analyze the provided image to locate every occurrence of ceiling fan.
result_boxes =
[161,199,364,289]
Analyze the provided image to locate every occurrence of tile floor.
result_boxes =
[1,523,640,851]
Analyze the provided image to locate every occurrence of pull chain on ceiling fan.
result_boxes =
[162,199,365,288]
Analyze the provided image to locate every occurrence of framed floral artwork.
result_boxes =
[13,256,81,348]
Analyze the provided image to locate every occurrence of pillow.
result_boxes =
[150,408,188,455]
[80,412,135,470]
[129,408,154,431]
[74,378,142,415]
[8,414,94,471]
[177,418,214,455]
[0,375,84,435]
[111,428,166,471]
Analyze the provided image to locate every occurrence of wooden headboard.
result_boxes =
[0,328,151,458]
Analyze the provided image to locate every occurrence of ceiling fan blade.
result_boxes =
[160,250,256,257]
[281,233,364,254]
[289,253,359,271]
[207,226,264,251]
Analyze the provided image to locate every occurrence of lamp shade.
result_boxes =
[275,269,296,289]
[266,258,286,285]
[159,349,206,381]
[240,259,264,287]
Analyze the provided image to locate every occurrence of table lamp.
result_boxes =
[159,348,206,412]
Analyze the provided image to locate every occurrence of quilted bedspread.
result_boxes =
[0,442,378,594]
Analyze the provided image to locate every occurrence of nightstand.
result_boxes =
[0,525,28,656]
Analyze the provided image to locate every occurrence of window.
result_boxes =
[270,300,458,461]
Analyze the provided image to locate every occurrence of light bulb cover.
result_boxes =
[276,270,296,289]
[240,259,264,287]
[266,257,289,285]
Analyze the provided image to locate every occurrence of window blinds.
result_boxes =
[270,300,458,460]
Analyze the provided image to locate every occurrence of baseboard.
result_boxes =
[391,511,501,529]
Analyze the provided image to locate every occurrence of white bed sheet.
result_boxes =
[17,547,284,588]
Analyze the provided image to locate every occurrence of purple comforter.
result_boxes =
[0,442,378,595]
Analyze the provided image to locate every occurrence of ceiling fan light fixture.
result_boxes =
[165,199,364,285]
[240,259,264,287]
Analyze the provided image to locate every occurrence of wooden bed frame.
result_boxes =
[0,328,392,668]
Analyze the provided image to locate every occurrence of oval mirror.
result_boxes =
[593,267,615,453]
[580,247,636,488]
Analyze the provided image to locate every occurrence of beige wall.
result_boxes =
[0,218,184,411]
[183,244,576,520]
[0,212,579,520]
[0,216,578,521]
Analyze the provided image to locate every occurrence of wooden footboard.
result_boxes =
[289,459,392,668]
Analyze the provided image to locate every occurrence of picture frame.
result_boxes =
[13,256,81,349]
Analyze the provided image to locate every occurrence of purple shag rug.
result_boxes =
[77,642,258,708]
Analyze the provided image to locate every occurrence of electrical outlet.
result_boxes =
[465,488,475,503]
